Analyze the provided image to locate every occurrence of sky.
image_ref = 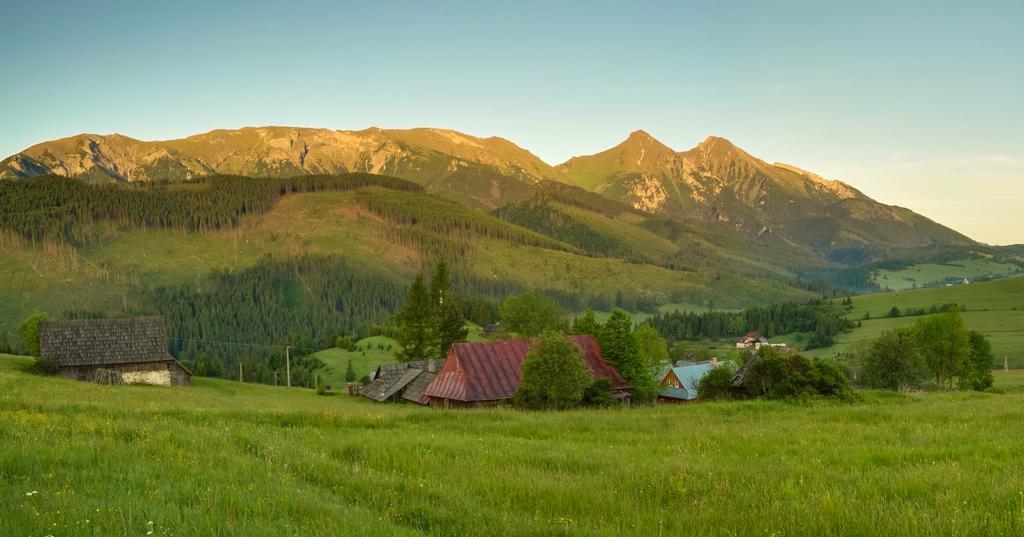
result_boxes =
[1,0,1021,244]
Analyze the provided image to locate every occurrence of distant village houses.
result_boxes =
[359,335,631,408]
[39,316,192,386]
[735,331,787,351]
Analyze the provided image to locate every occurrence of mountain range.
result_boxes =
[0,126,976,259]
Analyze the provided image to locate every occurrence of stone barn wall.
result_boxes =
[121,367,172,386]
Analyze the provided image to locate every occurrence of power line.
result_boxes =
[167,336,317,353]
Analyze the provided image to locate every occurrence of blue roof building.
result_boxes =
[658,359,736,402]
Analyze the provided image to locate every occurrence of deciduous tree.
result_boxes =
[500,292,567,337]
[17,311,50,357]
[860,328,925,391]
[962,330,994,390]
[913,311,970,388]
[599,309,658,404]
[514,332,592,410]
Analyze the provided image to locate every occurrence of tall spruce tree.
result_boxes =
[344,358,356,382]
[436,297,468,358]
[398,274,435,361]
[430,260,467,358]
[598,309,658,404]
[429,259,452,308]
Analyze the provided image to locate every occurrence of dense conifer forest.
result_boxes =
[0,173,422,244]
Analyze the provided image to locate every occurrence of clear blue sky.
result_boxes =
[2,0,1021,244]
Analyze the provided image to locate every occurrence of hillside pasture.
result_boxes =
[805,277,1024,366]
[874,258,1020,291]
[3,355,1024,536]
[312,335,401,387]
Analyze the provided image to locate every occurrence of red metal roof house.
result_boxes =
[421,334,630,408]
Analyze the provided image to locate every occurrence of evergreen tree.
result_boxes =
[436,297,468,358]
[398,274,435,361]
[429,260,467,357]
[570,310,601,336]
[598,309,658,404]
[345,358,356,382]
[429,259,452,309]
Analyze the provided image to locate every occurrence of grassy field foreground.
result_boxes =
[2,356,1024,536]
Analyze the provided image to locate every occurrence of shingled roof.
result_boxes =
[39,316,174,367]
[423,334,630,403]
[359,359,446,402]
[401,370,439,405]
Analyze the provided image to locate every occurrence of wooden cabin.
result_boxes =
[658,359,736,402]
[38,316,191,386]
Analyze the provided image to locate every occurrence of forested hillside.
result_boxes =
[0,173,817,371]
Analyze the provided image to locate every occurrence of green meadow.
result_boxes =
[806,276,1024,366]
[874,258,1020,291]
[3,354,1024,536]
[313,336,402,387]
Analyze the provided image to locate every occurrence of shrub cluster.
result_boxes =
[735,348,853,400]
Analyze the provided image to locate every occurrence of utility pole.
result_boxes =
[285,346,291,387]
[274,371,278,386]
[238,362,243,383]
[1005,356,1009,372]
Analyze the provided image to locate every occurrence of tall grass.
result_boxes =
[2,355,1024,536]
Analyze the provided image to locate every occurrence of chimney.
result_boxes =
[428,359,436,373]
[711,357,718,367]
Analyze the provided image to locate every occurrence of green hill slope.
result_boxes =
[0,175,814,360]
[3,354,1024,536]
[805,276,1024,365]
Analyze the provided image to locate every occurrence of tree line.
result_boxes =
[0,173,422,244]
[646,301,854,348]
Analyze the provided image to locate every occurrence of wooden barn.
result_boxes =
[39,316,191,386]
[421,334,631,408]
